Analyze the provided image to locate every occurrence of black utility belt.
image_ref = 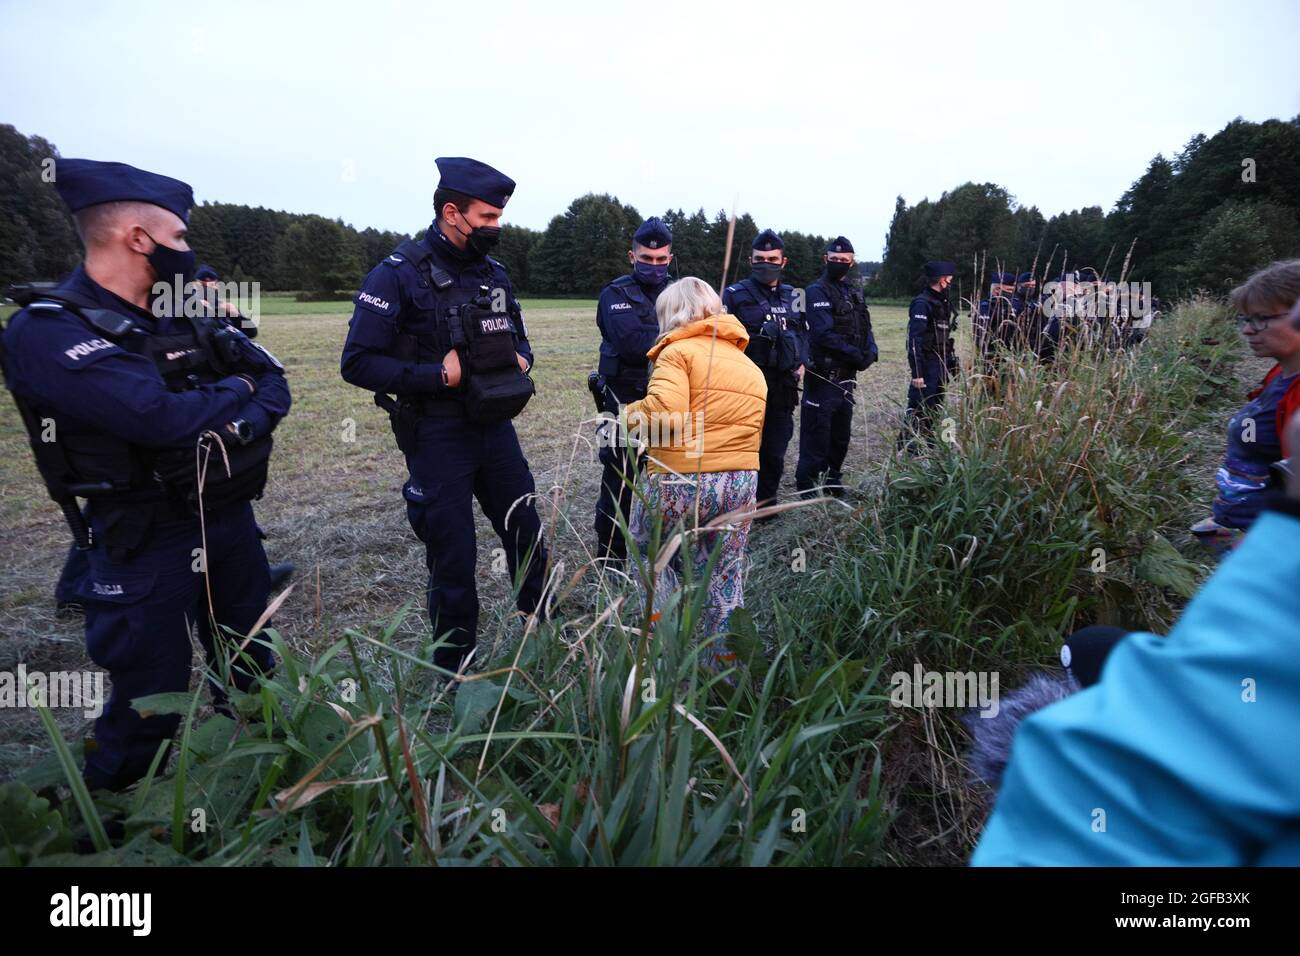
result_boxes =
[400,395,468,418]
[89,491,193,520]
[605,377,648,402]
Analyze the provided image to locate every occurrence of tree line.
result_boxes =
[4,116,1297,298]
[876,116,1300,298]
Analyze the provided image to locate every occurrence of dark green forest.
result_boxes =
[3,117,1298,298]
[876,116,1300,297]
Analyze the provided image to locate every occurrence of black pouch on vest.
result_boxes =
[456,295,535,425]
[151,434,273,511]
[752,317,801,373]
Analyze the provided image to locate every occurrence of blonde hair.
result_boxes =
[655,276,724,335]
[1229,259,1300,315]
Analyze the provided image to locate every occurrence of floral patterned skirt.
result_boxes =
[628,469,758,672]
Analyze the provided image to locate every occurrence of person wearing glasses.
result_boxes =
[1191,259,1300,557]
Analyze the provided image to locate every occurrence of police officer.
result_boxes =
[901,260,957,450]
[1,159,290,791]
[1047,269,1081,349]
[975,271,1016,365]
[1012,271,1054,362]
[592,216,673,559]
[50,262,294,611]
[794,236,877,497]
[341,157,547,677]
[195,263,247,326]
[721,229,805,509]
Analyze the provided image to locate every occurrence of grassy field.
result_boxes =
[0,292,1256,865]
[0,296,917,778]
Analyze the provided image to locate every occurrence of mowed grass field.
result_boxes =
[0,293,925,778]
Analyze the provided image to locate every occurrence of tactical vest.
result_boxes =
[730,281,802,373]
[2,289,273,548]
[596,275,659,392]
[816,280,874,372]
[918,290,955,365]
[982,295,1016,353]
[387,238,534,426]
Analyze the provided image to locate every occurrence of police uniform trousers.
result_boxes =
[901,357,951,449]
[80,500,275,791]
[593,377,644,561]
[55,539,91,606]
[402,413,548,672]
[757,371,798,506]
[795,372,856,495]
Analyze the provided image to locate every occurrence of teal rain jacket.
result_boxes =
[973,506,1300,866]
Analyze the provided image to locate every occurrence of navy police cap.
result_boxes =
[827,236,854,254]
[1016,271,1035,284]
[925,260,956,279]
[434,156,515,208]
[634,216,672,249]
[195,263,220,281]
[54,158,194,224]
[752,228,784,252]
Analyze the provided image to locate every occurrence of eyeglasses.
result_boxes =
[1235,312,1289,331]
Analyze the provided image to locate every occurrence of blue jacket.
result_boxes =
[804,272,876,373]
[907,286,955,378]
[2,265,289,449]
[595,273,668,401]
[340,223,533,400]
[972,505,1300,866]
[721,276,807,372]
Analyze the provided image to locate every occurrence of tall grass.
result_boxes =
[4,300,1239,866]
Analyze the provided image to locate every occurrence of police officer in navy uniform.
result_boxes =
[341,157,547,676]
[592,217,673,559]
[50,262,294,612]
[794,236,877,497]
[1,159,290,791]
[722,229,806,509]
[901,259,957,450]
[1012,270,1054,362]
[975,271,1016,366]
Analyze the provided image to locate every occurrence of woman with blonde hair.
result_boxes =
[623,277,767,673]
[1192,259,1300,556]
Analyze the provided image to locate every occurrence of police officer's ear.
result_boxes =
[122,222,148,253]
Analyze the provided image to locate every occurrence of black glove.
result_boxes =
[205,321,284,377]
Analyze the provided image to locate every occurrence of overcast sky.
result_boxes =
[3,0,1298,259]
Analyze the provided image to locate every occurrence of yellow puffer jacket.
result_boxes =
[624,312,767,474]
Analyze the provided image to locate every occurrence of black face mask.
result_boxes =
[826,260,852,281]
[452,216,502,256]
[751,261,783,284]
[143,231,196,284]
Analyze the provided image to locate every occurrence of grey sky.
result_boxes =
[3,0,1298,260]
